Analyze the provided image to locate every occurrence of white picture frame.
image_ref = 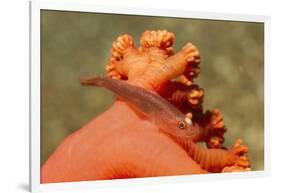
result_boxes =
[30,0,270,192]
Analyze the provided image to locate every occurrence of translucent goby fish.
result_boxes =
[80,76,201,141]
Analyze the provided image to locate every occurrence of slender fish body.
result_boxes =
[80,76,197,140]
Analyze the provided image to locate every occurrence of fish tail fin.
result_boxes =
[80,75,107,86]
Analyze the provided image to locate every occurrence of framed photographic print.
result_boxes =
[30,0,270,192]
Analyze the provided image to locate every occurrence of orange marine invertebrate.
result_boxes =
[41,30,250,183]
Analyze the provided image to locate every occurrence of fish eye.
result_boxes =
[177,120,187,129]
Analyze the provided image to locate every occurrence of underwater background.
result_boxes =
[41,10,264,170]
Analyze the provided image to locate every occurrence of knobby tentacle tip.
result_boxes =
[186,86,204,107]
[229,139,250,169]
[111,34,134,61]
[140,30,174,54]
[222,166,251,173]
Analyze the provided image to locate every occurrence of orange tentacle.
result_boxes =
[183,139,250,172]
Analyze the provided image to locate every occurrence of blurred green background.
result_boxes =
[41,10,264,170]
